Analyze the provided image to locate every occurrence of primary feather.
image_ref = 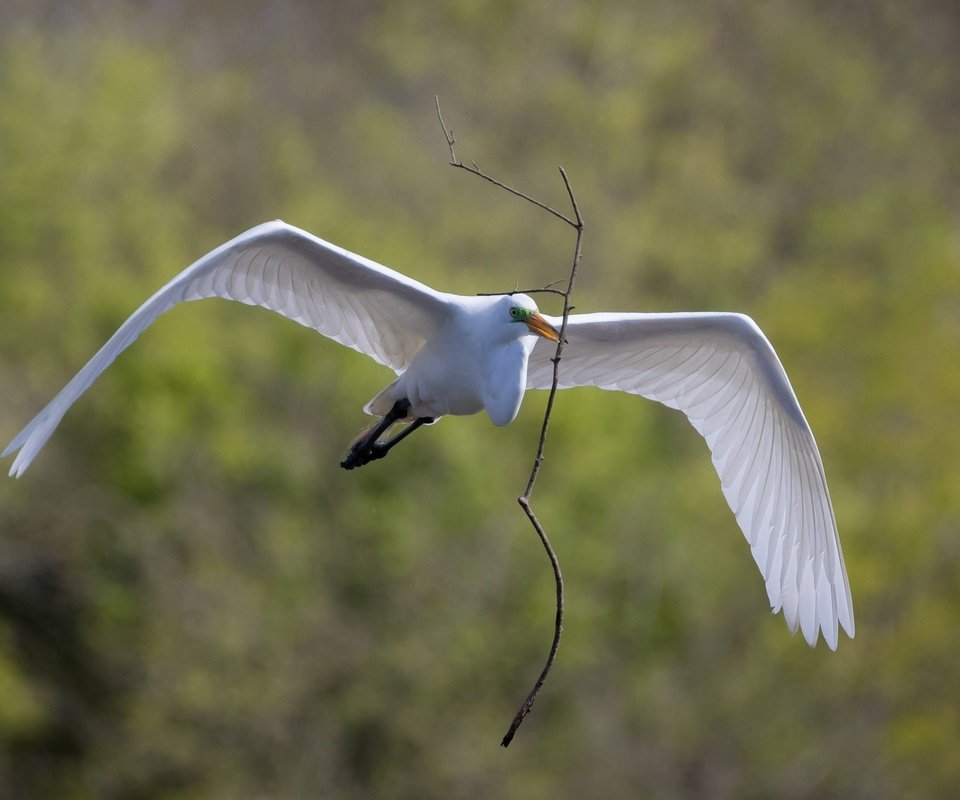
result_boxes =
[528,312,854,648]
[3,221,853,649]
[3,220,451,477]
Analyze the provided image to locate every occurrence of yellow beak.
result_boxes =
[525,312,561,343]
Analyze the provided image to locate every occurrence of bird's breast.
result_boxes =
[479,338,533,426]
[395,336,488,419]
[395,332,531,425]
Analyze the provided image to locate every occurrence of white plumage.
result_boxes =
[3,220,854,649]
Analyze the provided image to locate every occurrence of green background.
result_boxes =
[1,2,958,797]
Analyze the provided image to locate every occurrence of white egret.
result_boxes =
[3,220,853,648]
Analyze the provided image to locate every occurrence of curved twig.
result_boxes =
[436,97,578,228]
[476,279,567,299]
[435,97,584,747]
[476,288,568,299]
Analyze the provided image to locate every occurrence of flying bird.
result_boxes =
[3,220,854,648]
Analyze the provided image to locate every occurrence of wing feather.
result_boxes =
[4,220,451,477]
[527,311,854,648]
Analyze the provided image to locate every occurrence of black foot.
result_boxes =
[340,401,434,471]
[340,441,391,470]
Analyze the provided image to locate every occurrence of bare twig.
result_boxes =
[476,279,568,299]
[435,97,578,228]
[435,97,584,747]
[503,166,582,747]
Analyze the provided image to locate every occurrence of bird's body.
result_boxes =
[3,220,855,649]
[365,294,541,425]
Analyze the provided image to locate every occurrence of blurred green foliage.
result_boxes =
[1,1,958,797]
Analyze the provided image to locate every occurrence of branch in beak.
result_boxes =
[526,312,561,343]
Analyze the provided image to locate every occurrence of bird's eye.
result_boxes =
[510,307,519,319]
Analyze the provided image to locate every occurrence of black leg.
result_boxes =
[340,399,409,470]
[340,400,433,470]
[361,415,435,464]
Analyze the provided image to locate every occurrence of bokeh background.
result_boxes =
[1,2,958,798]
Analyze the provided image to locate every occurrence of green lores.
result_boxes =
[509,305,561,342]
[509,305,535,323]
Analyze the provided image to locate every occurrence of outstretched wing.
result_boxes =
[4,220,451,477]
[527,311,854,649]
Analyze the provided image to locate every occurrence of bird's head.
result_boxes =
[503,295,561,343]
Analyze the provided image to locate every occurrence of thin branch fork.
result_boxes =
[476,279,567,299]
[436,96,579,229]
[435,97,584,747]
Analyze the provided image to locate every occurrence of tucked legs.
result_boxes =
[340,400,435,470]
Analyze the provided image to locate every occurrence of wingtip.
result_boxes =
[3,427,46,478]
[841,614,856,641]
[1,437,19,459]
[830,616,855,648]
[777,590,853,651]
[3,441,20,477]
[781,609,852,650]
[6,449,28,479]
